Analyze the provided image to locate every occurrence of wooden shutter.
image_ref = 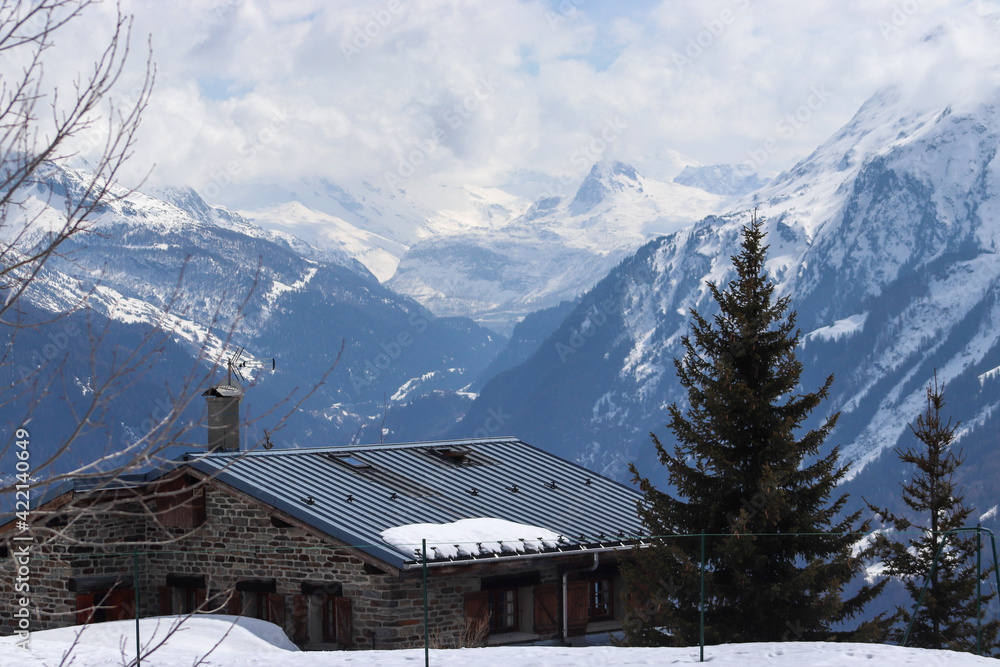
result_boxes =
[291,594,308,644]
[533,584,559,634]
[158,586,172,616]
[76,593,95,625]
[266,592,286,627]
[464,591,489,628]
[227,591,242,616]
[110,589,135,621]
[157,476,205,528]
[334,597,351,649]
[195,587,207,611]
[567,580,589,636]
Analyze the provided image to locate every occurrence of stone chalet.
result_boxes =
[0,436,644,649]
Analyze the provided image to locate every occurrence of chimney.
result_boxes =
[202,383,243,452]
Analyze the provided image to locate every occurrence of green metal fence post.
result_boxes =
[700,530,705,663]
[989,529,1000,610]
[423,538,429,667]
[977,524,982,656]
[134,547,141,667]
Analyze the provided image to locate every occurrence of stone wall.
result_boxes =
[1,479,621,649]
[0,495,148,635]
[140,482,484,649]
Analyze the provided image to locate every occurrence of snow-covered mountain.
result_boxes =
[212,175,435,247]
[200,155,739,335]
[239,202,407,282]
[2,165,501,470]
[673,163,769,196]
[388,161,728,333]
[453,79,1000,528]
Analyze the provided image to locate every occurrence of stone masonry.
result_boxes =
[1,472,621,649]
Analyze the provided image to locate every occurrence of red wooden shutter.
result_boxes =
[567,581,589,636]
[334,597,352,649]
[76,594,95,625]
[291,594,308,644]
[267,592,286,627]
[227,591,242,616]
[158,587,172,616]
[195,587,207,612]
[533,584,558,634]
[111,589,135,621]
[464,591,489,627]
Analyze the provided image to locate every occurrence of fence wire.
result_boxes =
[12,527,1000,665]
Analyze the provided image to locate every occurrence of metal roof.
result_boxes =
[182,437,645,569]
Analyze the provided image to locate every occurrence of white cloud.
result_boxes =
[6,0,1000,207]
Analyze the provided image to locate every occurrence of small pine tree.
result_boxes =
[621,212,883,645]
[866,374,999,654]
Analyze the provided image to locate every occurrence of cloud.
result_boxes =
[6,0,1000,206]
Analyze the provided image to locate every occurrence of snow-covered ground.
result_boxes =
[1,616,996,666]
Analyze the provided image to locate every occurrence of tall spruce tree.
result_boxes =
[866,374,999,654]
[621,213,883,645]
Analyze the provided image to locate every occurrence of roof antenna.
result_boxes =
[228,346,276,387]
[204,347,276,452]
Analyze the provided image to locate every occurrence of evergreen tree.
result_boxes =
[866,374,999,654]
[621,212,883,645]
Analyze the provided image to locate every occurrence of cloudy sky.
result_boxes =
[19,0,1000,208]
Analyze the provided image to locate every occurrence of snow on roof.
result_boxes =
[380,517,563,559]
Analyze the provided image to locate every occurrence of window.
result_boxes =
[487,589,518,633]
[161,574,207,615]
[246,591,272,622]
[321,596,339,642]
[329,454,372,470]
[465,588,520,636]
[588,578,614,620]
[299,588,351,648]
[177,587,201,614]
[76,589,134,624]
[233,579,283,626]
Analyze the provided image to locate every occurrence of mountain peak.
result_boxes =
[568,161,640,216]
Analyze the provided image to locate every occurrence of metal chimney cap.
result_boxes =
[202,384,244,397]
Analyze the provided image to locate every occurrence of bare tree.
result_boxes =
[1,0,153,312]
[0,2,341,659]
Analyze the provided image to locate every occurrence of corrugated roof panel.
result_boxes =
[186,438,644,569]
